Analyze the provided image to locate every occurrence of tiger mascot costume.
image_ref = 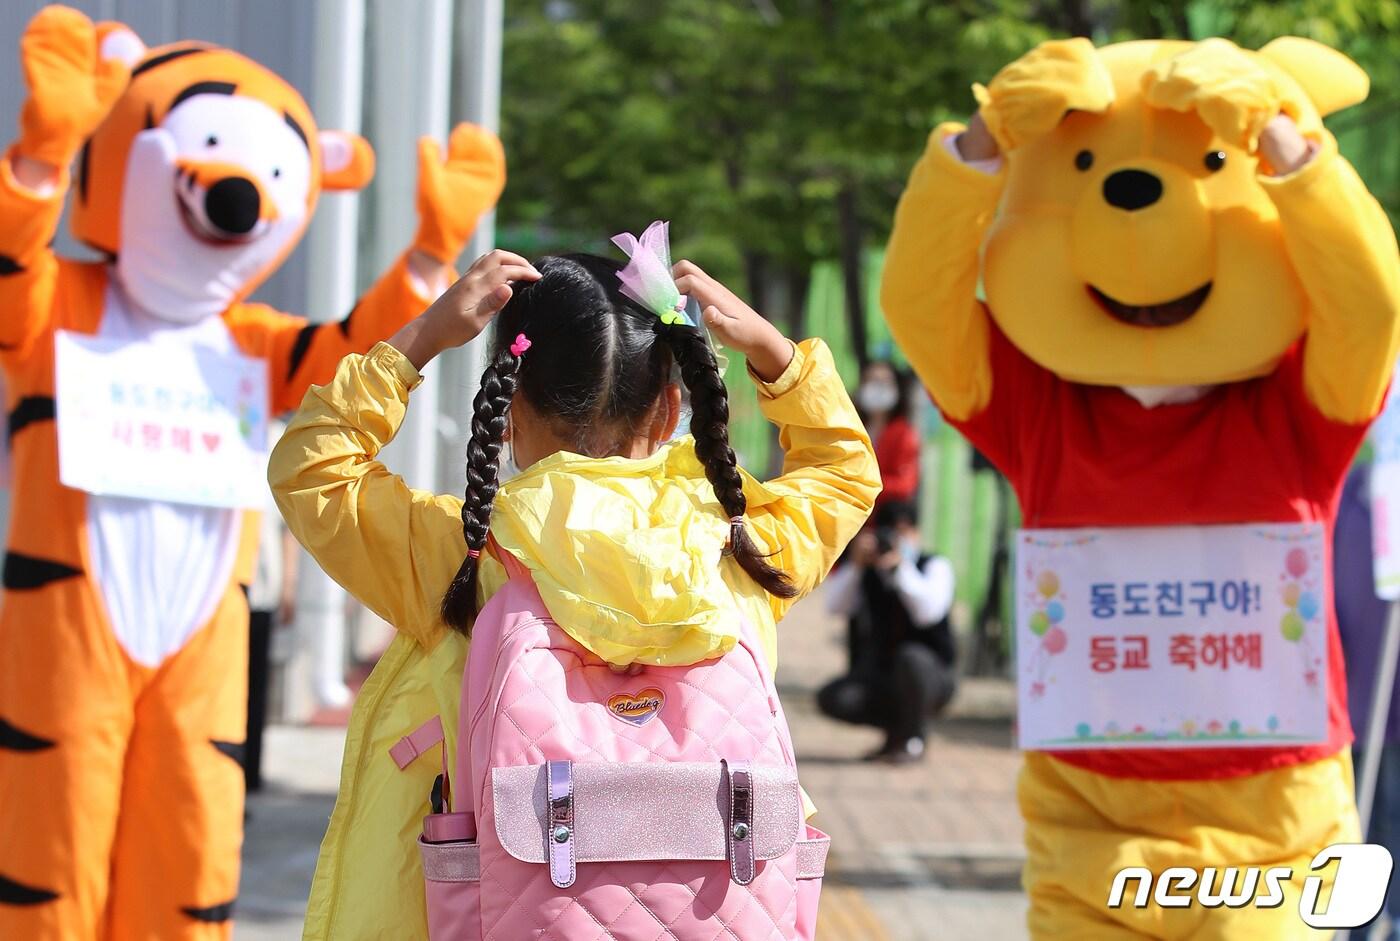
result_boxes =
[0,6,506,939]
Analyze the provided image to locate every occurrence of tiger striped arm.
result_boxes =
[0,152,66,357]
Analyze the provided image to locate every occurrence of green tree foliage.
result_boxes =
[497,1,1050,329]
[497,0,1400,349]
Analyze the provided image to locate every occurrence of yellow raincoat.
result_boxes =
[269,337,879,940]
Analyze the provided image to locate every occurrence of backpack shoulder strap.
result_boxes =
[488,533,531,582]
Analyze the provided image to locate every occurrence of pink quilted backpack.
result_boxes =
[392,549,829,940]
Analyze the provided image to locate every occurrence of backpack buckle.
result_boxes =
[546,759,576,888]
[724,759,756,885]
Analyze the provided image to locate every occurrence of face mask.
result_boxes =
[858,381,898,414]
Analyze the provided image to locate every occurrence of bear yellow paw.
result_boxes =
[1141,38,1300,152]
[973,37,1115,152]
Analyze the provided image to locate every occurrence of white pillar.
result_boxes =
[287,0,368,715]
[438,0,504,494]
[370,0,453,493]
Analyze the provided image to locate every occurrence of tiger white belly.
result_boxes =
[84,280,242,667]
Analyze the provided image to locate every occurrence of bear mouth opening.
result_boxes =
[1088,282,1212,328]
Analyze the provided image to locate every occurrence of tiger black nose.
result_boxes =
[205,177,261,235]
[1102,169,1163,211]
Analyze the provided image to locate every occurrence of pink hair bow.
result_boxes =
[611,221,691,326]
[509,333,531,356]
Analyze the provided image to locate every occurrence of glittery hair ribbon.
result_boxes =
[611,220,693,326]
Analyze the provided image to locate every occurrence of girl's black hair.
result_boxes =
[440,253,796,633]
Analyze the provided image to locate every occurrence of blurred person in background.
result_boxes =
[856,359,921,508]
[818,500,957,763]
[1333,461,1400,938]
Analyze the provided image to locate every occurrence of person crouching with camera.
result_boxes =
[817,500,957,763]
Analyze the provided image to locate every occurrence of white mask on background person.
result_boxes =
[858,381,899,415]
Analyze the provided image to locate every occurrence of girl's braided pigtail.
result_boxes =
[440,338,528,633]
[665,326,797,600]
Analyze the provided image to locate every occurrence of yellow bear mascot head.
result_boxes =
[979,37,1369,388]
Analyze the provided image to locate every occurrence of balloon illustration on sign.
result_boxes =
[1277,542,1321,689]
[1280,610,1305,642]
[1026,568,1067,699]
[1296,591,1319,621]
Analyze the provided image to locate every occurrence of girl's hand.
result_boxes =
[391,249,540,370]
[956,113,1000,162]
[672,260,793,382]
[1258,114,1313,176]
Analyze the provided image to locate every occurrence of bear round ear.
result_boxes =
[319,130,376,191]
[1260,37,1369,117]
[95,22,146,68]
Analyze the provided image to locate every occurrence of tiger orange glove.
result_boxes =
[412,123,507,266]
[17,6,133,168]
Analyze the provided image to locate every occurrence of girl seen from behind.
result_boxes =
[270,226,880,939]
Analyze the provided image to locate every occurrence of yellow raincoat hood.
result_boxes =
[487,438,786,667]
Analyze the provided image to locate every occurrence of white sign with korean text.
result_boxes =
[55,330,269,509]
[1371,382,1400,600]
[1016,523,1329,750]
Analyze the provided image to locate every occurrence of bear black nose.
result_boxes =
[1102,169,1163,211]
[204,177,261,235]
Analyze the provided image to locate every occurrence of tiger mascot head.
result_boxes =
[70,24,375,323]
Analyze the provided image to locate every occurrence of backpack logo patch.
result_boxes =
[607,688,665,727]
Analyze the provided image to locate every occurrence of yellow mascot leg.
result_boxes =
[106,589,248,941]
[1021,751,1359,940]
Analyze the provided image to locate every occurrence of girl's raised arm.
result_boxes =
[673,261,882,623]
[744,337,882,621]
[268,253,539,645]
[267,342,475,647]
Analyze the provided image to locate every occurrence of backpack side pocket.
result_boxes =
[419,833,481,941]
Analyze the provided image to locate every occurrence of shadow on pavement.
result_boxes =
[239,787,336,929]
[828,855,1025,893]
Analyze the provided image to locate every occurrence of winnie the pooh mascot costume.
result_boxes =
[884,36,1400,939]
[0,6,504,939]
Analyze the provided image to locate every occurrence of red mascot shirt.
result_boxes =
[956,324,1365,780]
[874,416,921,506]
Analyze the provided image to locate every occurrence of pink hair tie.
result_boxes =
[509,333,531,357]
[466,548,481,559]
[729,516,743,525]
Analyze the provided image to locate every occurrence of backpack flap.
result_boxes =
[490,761,802,872]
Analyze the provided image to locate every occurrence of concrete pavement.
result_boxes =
[238,594,1028,939]
[776,599,1027,941]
